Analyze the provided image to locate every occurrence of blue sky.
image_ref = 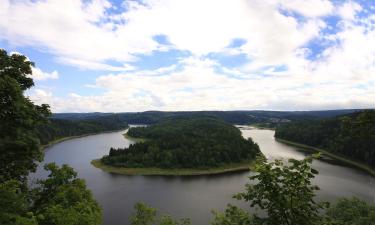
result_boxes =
[0,0,374,112]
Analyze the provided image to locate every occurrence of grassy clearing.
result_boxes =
[91,159,254,176]
[276,138,375,177]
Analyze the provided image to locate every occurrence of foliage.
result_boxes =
[211,204,255,225]
[32,163,102,225]
[36,116,128,145]
[102,117,260,168]
[0,50,102,225]
[233,155,327,225]
[130,202,190,225]
[0,49,50,183]
[275,110,375,167]
[326,197,375,225]
[0,180,38,225]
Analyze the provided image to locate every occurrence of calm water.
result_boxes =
[30,127,375,225]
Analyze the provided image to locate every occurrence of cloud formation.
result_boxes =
[0,0,374,111]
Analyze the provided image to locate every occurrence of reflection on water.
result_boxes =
[31,128,375,225]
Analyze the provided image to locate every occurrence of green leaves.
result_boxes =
[235,156,327,225]
[0,49,51,183]
[130,202,191,225]
[326,197,375,225]
[33,163,102,225]
[211,204,255,225]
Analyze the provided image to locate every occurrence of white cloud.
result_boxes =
[4,0,375,111]
[31,67,59,81]
[1,0,331,69]
[338,1,362,20]
[30,53,375,112]
[279,0,334,17]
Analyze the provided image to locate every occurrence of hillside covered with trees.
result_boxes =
[36,116,128,145]
[101,117,260,168]
[53,109,361,127]
[275,110,375,168]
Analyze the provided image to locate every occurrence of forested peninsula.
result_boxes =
[275,110,375,171]
[94,117,261,175]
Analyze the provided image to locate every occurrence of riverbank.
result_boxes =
[91,159,254,176]
[122,133,146,143]
[276,138,375,177]
[42,128,128,150]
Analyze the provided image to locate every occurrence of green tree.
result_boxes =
[0,49,50,183]
[130,202,191,225]
[211,204,255,225]
[0,180,38,225]
[33,163,102,225]
[234,155,327,225]
[326,197,375,225]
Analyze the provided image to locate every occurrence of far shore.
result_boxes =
[276,138,375,177]
[41,128,128,150]
[91,159,254,176]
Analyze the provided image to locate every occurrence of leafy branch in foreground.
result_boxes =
[234,154,328,225]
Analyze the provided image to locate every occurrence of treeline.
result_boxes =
[101,117,260,168]
[53,109,361,126]
[35,115,128,145]
[275,110,375,167]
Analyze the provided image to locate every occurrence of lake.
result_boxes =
[30,127,375,225]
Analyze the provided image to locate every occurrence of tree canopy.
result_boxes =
[0,49,102,225]
[275,110,375,168]
[101,117,260,168]
[0,49,50,183]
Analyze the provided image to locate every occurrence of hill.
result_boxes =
[98,117,260,173]
[275,110,375,168]
[52,109,363,127]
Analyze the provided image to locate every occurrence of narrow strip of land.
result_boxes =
[276,138,375,177]
[42,129,127,150]
[91,159,253,176]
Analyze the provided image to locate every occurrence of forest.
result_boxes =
[52,109,360,127]
[275,110,375,168]
[101,117,260,168]
[35,116,128,145]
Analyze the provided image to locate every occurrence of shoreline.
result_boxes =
[91,159,254,176]
[41,128,128,150]
[122,133,146,143]
[275,138,375,177]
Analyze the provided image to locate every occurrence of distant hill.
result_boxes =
[51,109,365,126]
[275,110,375,168]
[36,115,128,145]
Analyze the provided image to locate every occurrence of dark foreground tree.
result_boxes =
[0,50,102,225]
[0,163,102,225]
[0,49,50,183]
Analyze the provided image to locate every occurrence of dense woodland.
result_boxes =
[53,109,360,127]
[101,117,260,168]
[36,116,128,145]
[275,110,375,167]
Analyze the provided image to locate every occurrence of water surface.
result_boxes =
[31,127,375,225]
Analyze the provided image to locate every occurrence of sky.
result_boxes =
[0,0,374,112]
